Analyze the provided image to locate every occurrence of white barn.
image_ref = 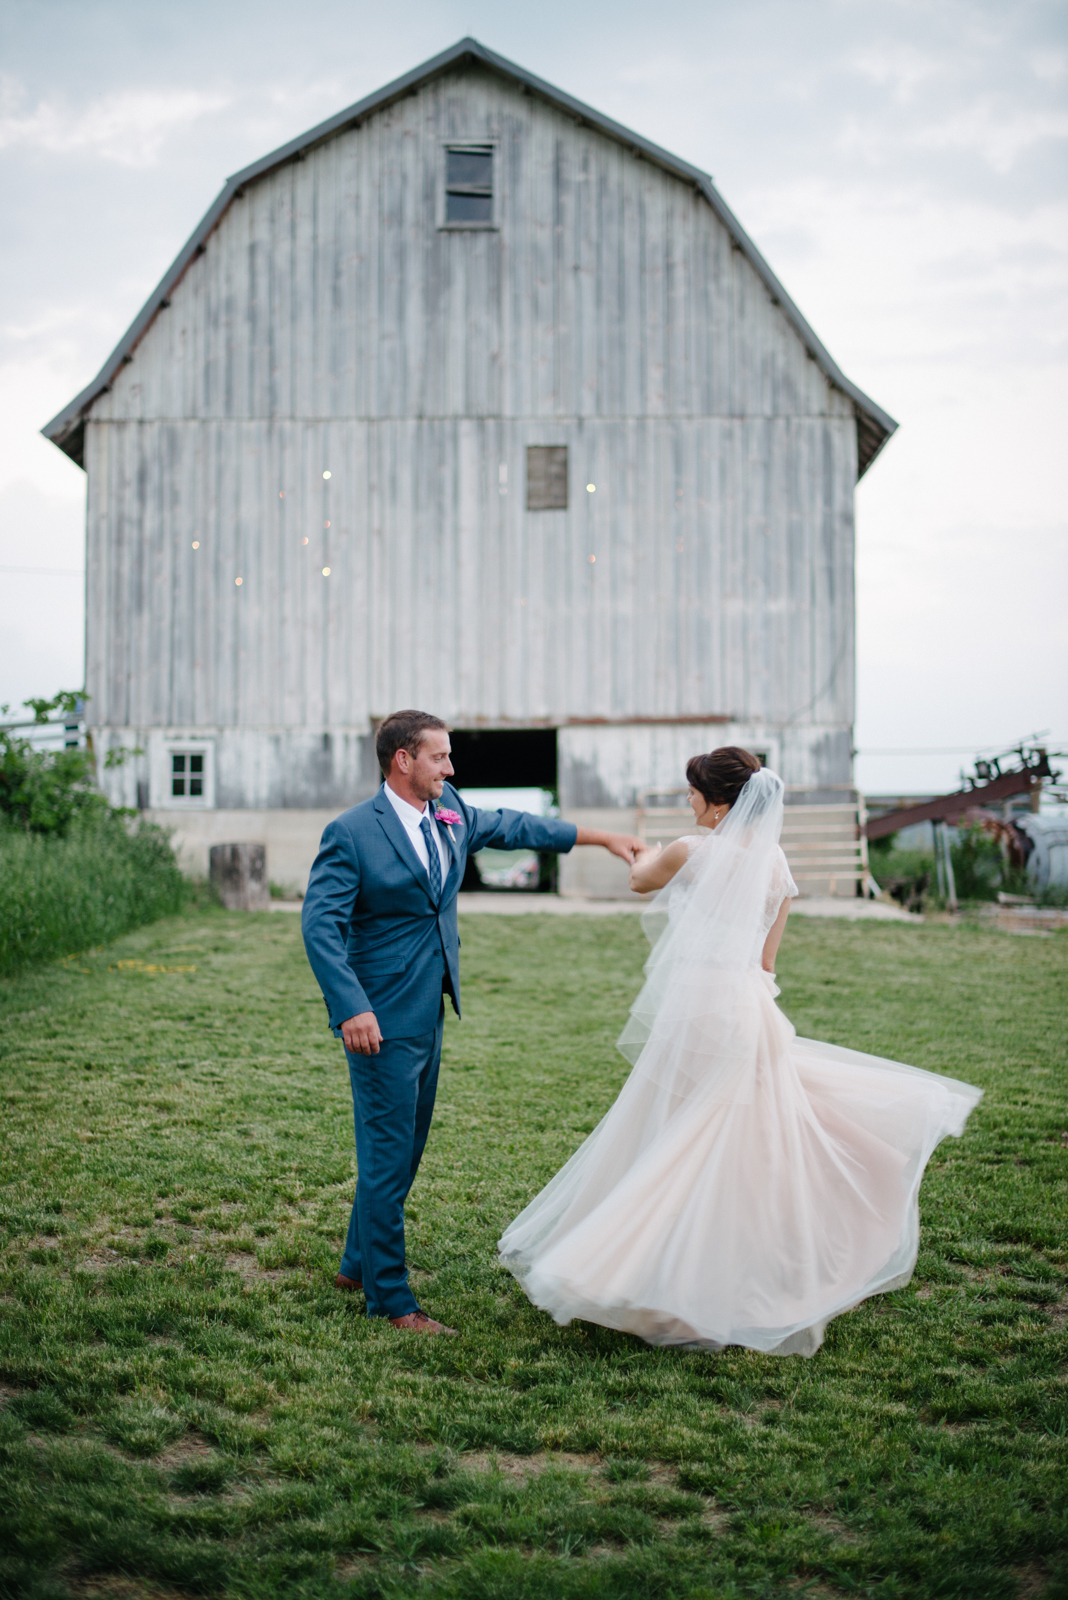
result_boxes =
[44,38,895,895]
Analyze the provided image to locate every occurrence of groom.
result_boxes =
[301,709,642,1335]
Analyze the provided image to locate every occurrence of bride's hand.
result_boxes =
[629,837,688,894]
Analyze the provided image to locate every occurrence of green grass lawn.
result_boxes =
[0,907,1066,1600]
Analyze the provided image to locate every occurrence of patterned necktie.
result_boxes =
[420,815,442,902]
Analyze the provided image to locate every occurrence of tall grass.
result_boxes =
[0,814,185,976]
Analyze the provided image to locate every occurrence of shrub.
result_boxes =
[0,812,186,976]
[867,837,933,909]
[0,692,184,974]
[950,825,1006,901]
[0,691,109,835]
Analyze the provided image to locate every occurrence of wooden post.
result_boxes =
[857,793,871,898]
[209,843,270,911]
[943,826,958,913]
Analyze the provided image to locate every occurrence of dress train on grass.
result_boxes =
[499,771,981,1356]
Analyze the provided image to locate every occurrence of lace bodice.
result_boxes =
[763,847,799,936]
[680,835,798,948]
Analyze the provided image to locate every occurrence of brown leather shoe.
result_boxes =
[335,1273,363,1291]
[388,1309,458,1335]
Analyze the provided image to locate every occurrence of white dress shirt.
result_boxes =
[382,781,451,885]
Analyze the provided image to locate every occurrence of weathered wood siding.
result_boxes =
[85,63,858,804]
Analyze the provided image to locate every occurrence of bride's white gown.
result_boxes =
[499,772,981,1356]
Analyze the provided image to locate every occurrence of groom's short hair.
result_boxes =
[376,710,449,777]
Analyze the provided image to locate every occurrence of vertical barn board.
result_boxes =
[454,418,481,719]
[338,420,369,728]
[84,423,108,723]
[163,422,182,725]
[244,182,269,429]
[292,152,318,425]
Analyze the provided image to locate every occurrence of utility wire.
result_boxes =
[0,565,83,577]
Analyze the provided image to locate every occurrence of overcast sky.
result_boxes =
[2,0,1065,794]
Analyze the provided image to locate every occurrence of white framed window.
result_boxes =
[439,143,497,229]
[151,738,215,809]
[170,750,205,800]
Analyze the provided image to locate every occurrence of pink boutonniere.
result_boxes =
[435,806,463,839]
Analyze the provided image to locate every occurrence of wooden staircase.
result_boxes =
[636,790,870,899]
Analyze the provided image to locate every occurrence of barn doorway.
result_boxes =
[448,727,557,790]
[447,727,558,891]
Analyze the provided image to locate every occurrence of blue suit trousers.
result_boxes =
[339,1002,444,1318]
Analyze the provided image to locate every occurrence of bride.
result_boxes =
[499,747,982,1356]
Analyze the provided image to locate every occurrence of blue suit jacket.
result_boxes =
[301,782,578,1039]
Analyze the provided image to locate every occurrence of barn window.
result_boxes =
[155,740,215,808]
[526,446,568,511]
[171,752,203,799]
[443,145,494,226]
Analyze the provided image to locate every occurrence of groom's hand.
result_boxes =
[341,1012,383,1055]
[603,832,645,865]
[573,827,645,865]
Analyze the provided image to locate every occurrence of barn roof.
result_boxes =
[42,36,897,475]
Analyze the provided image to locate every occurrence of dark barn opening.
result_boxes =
[447,727,559,892]
[448,727,557,791]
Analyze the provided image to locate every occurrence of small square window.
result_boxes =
[527,446,569,511]
[164,746,212,807]
[445,145,493,226]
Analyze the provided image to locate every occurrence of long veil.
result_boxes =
[616,767,785,1108]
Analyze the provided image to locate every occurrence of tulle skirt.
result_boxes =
[498,971,981,1356]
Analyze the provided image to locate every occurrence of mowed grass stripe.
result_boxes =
[0,907,1065,1599]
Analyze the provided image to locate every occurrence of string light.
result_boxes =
[586,483,596,493]
[191,541,199,549]
[322,470,331,479]
[235,576,243,586]
[302,537,309,546]
[322,567,331,577]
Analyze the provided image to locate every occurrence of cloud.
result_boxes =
[913,99,1068,173]
[744,176,1068,374]
[0,344,95,499]
[1030,49,1068,83]
[0,480,85,710]
[850,43,944,104]
[0,77,230,167]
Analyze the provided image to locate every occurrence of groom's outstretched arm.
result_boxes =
[465,805,641,864]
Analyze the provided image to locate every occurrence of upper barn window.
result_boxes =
[442,145,495,227]
[527,446,569,511]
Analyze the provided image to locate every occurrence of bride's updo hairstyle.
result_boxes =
[686,746,763,810]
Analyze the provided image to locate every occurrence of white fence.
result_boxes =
[0,712,88,753]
